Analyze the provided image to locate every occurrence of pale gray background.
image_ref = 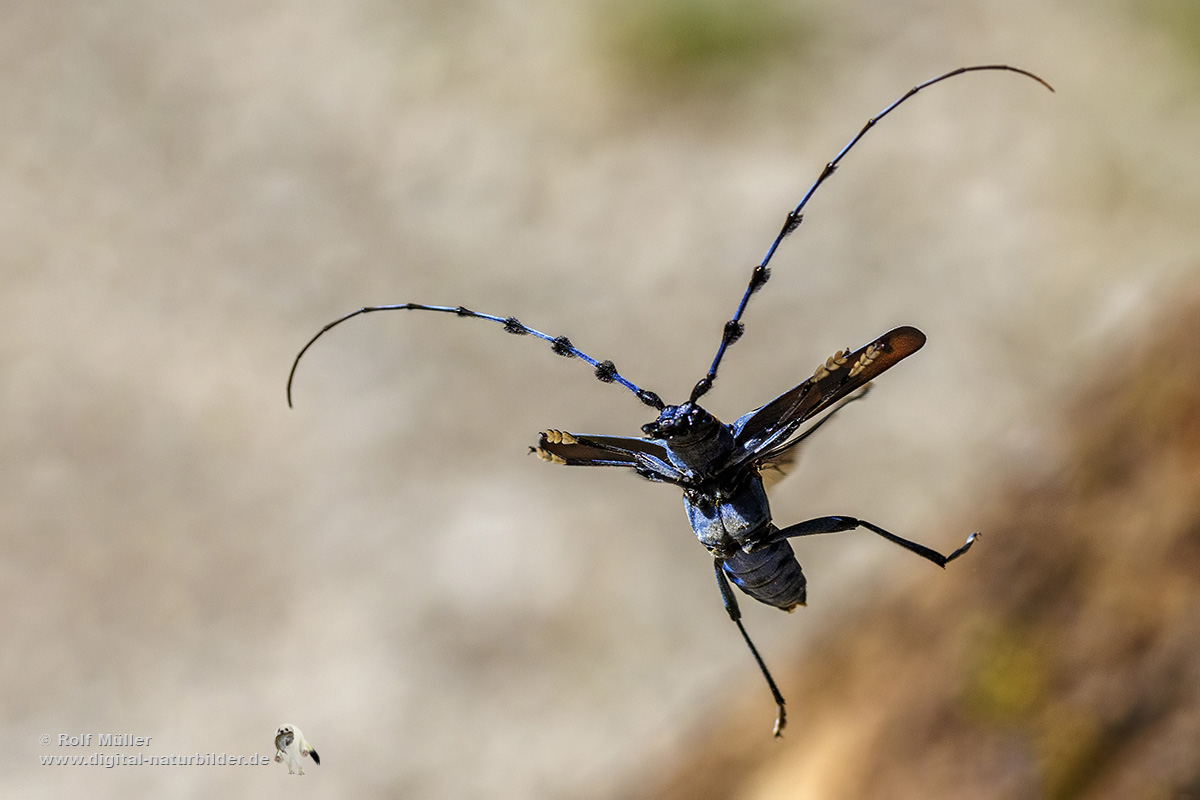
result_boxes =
[5,0,1198,797]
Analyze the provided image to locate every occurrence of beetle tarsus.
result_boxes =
[715,561,790,736]
[944,532,980,564]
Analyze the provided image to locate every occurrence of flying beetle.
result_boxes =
[288,65,1053,737]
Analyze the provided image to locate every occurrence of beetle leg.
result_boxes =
[772,516,978,567]
[713,560,788,737]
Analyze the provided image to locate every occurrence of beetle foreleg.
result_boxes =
[772,516,978,567]
[713,560,787,738]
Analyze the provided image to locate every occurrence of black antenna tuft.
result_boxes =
[551,336,575,357]
[781,213,803,238]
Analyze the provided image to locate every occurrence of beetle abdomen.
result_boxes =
[721,540,806,610]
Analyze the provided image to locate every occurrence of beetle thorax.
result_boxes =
[643,402,735,476]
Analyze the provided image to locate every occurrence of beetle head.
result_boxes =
[642,402,719,442]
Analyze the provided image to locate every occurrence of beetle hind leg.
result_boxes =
[773,515,978,567]
[713,560,788,737]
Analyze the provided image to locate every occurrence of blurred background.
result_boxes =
[4,0,1198,797]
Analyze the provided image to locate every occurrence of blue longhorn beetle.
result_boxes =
[288,65,1052,737]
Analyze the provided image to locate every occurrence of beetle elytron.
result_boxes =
[288,65,1052,737]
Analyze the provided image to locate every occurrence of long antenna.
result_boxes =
[287,303,665,410]
[688,64,1053,404]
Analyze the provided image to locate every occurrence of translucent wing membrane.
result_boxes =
[754,385,874,487]
[731,326,926,464]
